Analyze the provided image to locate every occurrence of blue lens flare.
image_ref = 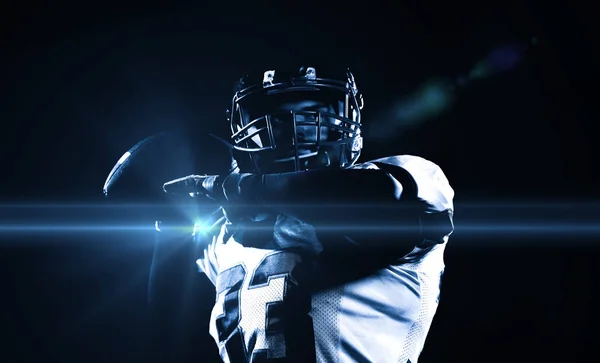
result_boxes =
[1,201,598,243]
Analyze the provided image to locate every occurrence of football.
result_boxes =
[103,131,235,202]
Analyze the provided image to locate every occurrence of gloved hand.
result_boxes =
[162,174,226,201]
[163,172,269,225]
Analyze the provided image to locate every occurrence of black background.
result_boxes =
[1,1,598,362]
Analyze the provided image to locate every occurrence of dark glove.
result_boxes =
[162,174,227,201]
[163,173,270,225]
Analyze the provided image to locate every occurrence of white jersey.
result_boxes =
[196,155,454,363]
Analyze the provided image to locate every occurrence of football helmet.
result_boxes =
[228,66,364,173]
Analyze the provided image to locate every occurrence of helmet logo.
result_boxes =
[263,70,276,87]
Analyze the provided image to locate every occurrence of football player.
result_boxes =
[159,66,455,363]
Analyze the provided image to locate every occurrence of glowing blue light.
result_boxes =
[192,220,208,236]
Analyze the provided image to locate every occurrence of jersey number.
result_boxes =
[215,252,302,362]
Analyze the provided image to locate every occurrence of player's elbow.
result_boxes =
[418,182,455,243]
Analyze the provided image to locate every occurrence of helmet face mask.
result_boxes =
[228,66,364,173]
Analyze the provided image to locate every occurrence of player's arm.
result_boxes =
[223,156,454,248]
[163,156,454,252]
[224,168,403,220]
[164,168,404,224]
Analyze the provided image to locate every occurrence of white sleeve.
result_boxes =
[370,155,454,214]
